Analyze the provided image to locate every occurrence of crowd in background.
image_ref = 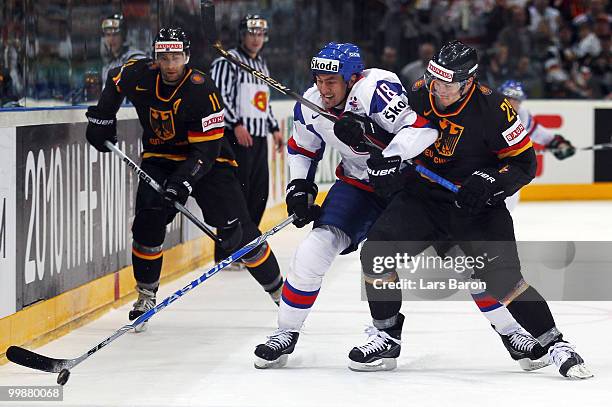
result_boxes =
[377,0,611,99]
[0,0,611,108]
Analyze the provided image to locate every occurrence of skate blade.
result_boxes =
[254,354,288,369]
[565,363,594,380]
[348,358,397,372]
[518,356,551,371]
[132,321,149,333]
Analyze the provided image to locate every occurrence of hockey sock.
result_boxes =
[471,290,521,335]
[243,242,283,293]
[506,286,561,346]
[132,241,163,286]
[366,279,402,324]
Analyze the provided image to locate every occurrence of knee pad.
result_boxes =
[217,221,243,252]
[289,226,350,281]
[132,208,167,247]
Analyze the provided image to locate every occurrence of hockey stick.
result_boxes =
[104,141,221,244]
[542,142,612,155]
[6,214,296,385]
[200,0,458,193]
[578,142,612,151]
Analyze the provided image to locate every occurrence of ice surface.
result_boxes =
[1,201,611,407]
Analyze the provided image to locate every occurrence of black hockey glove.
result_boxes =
[334,114,366,148]
[548,134,576,160]
[163,176,193,208]
[366,155,404,198]
[286,179,321,228]
[455,169,504,214]
[85,106,117,153]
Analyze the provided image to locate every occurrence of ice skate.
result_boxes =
[499,327,550,371]
[549,341,593,379]
[254,329,299,369]
[128,286,156,333]
[348,313,403,372]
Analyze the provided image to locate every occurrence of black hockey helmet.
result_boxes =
[424,40,478,92]
[153,27,191,59]
[239,14,269,42]
[101,13,124,34]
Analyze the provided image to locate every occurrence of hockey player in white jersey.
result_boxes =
[253,42,438,368]
[499,80,576,211]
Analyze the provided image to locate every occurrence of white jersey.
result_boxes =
[288,68,438,190]
[518,105,555,146]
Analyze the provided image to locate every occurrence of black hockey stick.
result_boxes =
[6,214,296,385]
[104,141,221,244]
[200,1,458,193]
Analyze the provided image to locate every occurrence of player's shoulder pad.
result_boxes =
[361,68,406,115]
[477,82,494,96]
[479,86,527,146]
[112,58,154,88]
[412,78,426,91]
[189,69,208,85]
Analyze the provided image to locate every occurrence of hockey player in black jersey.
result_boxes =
[85,27,284,331]
[350,40,592,379]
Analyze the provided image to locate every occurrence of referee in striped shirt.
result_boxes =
[211,14,283,265]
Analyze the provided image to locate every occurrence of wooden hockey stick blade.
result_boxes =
[6,346,73,373]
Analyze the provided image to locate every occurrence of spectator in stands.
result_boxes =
[573,0,612,27]
[400,40,436,87]
[485,0,513,48]
[482,43,512,88]
[573,21,602,62]
[529,0,562,36]
[515,55,543,97]
[380,45,400,75]
[0,66,20,107]
[498,5,532,61]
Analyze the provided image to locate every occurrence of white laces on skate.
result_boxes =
[356,326,401,356]
[133,287,156,312]
[508,328,537,352]
[265,330,295,351]
[549,341,576,367]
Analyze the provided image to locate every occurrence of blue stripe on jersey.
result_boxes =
[369,80,404,115]
[294,102,305,125]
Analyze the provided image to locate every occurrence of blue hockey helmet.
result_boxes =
[311,42,364,82]
[498,80,526,101]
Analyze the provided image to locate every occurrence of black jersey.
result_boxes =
[407,79,537,195]
[98,58,236,170]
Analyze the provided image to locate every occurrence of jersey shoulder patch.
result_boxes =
[478,83,493,95]
[190,71,206,85]
[412,78,425,91]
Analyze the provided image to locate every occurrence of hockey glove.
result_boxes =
[366,155,404,198]
[548,135,576,160]
[286,179,321,228]
[85,106,117,153]
[455,169,504,214]
[334,114,366,148]
[163,176,193,208]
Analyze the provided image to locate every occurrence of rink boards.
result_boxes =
[1,99,611,363]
